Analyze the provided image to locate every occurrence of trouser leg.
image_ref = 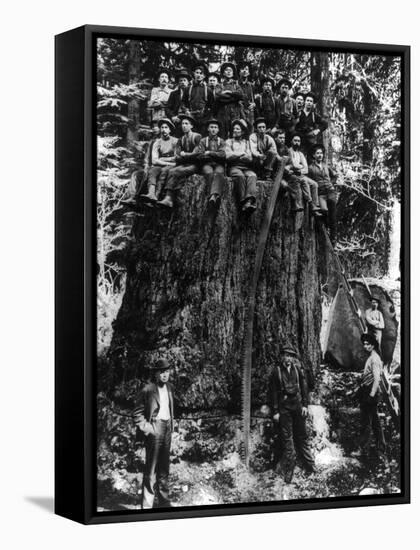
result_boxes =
[155,420,172,506]
[299,176,312,203]
[211,164,225,195]
[278,410,296,483]
[293,408,315,471]
[302,176,319,206]
[263,150,276,172]
[165,164,197,192]
[326,189,337,242]
[371,404,385,452]
[156,166,172,197]
[287,176,304,210]
[229,166,246,204]
[125,169,147,200]
[359,400,372,451]
[142,426,163,509]
[244,170,258,201]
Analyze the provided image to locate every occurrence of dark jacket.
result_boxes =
[175,131,202,164]
[269,363,309,413]
[133,382,175,433]
[295,109,328,136]
[166,88,188,120]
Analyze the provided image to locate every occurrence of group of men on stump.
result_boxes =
[122,61,337,240]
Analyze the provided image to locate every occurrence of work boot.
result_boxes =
[139,185,158,204]
[309,202,323,217]
[242,198,256,213]
[157,192,174,209]
[208,193,220,211]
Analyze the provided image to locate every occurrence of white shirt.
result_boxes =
[157,384,171,420]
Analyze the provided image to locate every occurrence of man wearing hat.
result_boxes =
[355,333,386,458]
[195,118,226,208]
[249,117,278,180]
[286,134,322,216]
[225,119,258,213]
[268,346,315,483]
[166,69,191,131]
[157,114,201,209]
[207,72,222,117]
[215,61,244,139]
[276,78,298,135]
[308,144,338,242]
[134,358,174,509]
[148,69,172,128]
[138,118,178,205]
[184,63,210,135]
[365,296,385,348]
[255,77,278,132]
[295,92,328,153]
[238,61,256,131]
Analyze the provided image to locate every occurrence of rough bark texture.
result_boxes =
[108,176,324,411]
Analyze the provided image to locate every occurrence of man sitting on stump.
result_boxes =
[268,346,315,483]
[249,117,278,181]
[225,119,258,214]
[308,144,338,242]
[195,118,226,209]
[286,134,322,216]
[139,118,178,206]
[157,114,201,209]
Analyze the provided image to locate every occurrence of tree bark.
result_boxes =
[108,177,324,411]
[311,52,331,158]
[127,40,142,144]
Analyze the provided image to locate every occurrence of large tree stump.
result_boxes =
[108,176,324,411]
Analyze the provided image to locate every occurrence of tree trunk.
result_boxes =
[311,52,331,158]
[127,40,142,144]
[107,177,324,412]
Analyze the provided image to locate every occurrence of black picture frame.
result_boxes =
[55,24,410,525]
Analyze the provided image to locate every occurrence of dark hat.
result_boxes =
[261,76,275,88]
[220,62,238,79]
[231,118,248,134]
[150,358,170,371]
[294,90,306,99]
[157,118,175,131]
[304,91,317,102]
[156,68,171,79]
[206,117,220,127]
[238,61,252,71]
[280,346,300,358]
[254,117,267,127]
[290,131,302,140]
[278,77,293,89]
[175,68,191,81]
[207,71,220,79]
[192,62,208,76]
[360,333,377,346]
[179,113,196,126]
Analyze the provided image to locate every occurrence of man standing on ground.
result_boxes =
[134,358,175,509]
[355,333,386,459]
[365,296,385,348]
[269,346,315,483]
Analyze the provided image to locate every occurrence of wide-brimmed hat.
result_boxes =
[175,68,191,81]
[260,76,275,88]
[278,77,293,89]
[220,61,238,79]
[238,61,252,72]
[360,333,378,346]
[207,71,220,80]
[149,358,170,371]
[206,117,220,127]
[254,117,267,127]
[280,346,300,358]
[179,113,196,126]
[192,62,208,76]
[231,118,248,134]
[157,118,175,131]
[157,118,175,132]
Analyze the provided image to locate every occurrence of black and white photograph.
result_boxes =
[95,34,405,513]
